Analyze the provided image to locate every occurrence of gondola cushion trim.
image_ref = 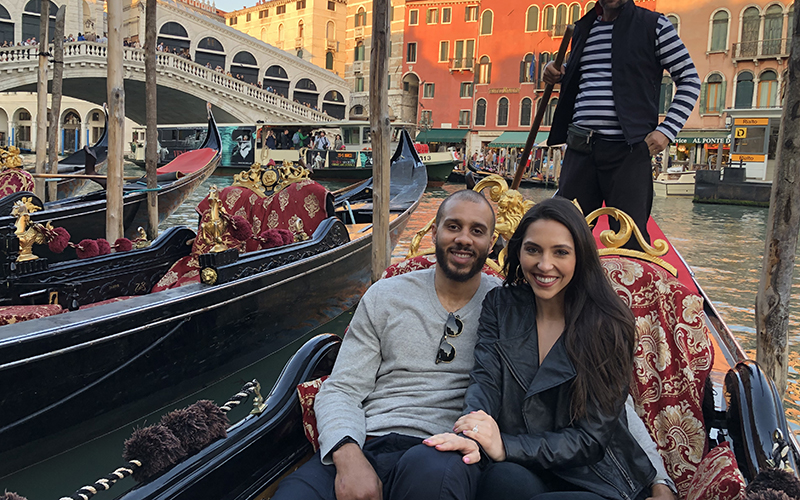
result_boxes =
[297,375,330,452]
[0,304,64,325]
[684,442,745,500]
[0,168,34,196]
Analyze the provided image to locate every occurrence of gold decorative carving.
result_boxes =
[133,227,150,249]
[232,164,268,198]
[201,267,218,285]
[250,379,267,415]
[0,146,23,169]
[289,216,309,241]
[473,175,534,268]
[12,197,44,262]
[232,162,312,197]
[200,185,230,253]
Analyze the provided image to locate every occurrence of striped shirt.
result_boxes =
[572,14,701,141]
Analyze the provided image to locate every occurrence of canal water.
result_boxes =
[3,170,800,499]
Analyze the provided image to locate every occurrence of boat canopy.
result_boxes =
[416,128,468,144]
[488,131,550,148]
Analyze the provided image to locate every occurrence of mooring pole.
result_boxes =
[47,5,65,202]
[34,0,50,200]
[370,0,390,282]
[755,0,800,398]
[106,0,125,242]
[144,0,159,240]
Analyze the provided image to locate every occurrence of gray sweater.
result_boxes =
[315,268,501,463]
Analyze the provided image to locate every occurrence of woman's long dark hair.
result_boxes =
[503,197,635,422]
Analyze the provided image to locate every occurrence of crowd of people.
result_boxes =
[0,32,112,48]
[260,128,344,151]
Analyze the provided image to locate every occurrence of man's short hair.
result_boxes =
[435,189,495,233]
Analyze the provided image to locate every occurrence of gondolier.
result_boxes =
[543,0,700,246]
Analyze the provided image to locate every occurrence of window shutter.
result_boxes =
[719,80,727,112]
[465,6,469,21]
[474,69,479,84]
[519,61,525,83]
[699,82,707,114]
[487,62,492,84]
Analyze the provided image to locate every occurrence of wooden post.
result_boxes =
[755,0,800,398]
[369,0,390,282]
[47,5,65,202]
[144,0,158,240]
[106,0,125,242]
[34,0,50,200]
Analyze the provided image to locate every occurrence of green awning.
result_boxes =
[416,129,468,143]
[675,130,731,144]
[488,131,550,148]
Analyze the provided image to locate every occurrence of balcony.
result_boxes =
[295,37,303,49]
[355,26,364,38]
[275,40,284,49]
[449,57,474,72]
[352,60,364,73]
[731,38,790,61]
[326,39,336,51]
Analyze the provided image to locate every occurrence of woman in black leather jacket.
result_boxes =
[426,197,656,500]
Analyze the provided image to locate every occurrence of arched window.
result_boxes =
[278,24,284,42]
[159,22,188,38]
[327,21,335,40]
[497,97,509,126]
[195,37,225,69]
[758,70,778,108]
[667,14,679,34]
[231,51,259,84]
[569,3,581,23]
[261,27,267,41]
[354,41,365,61]
[263,65,290,97]
[325,52,334,70]
[585,1,595,14]
[735,71,754,109]
[0,4,13,45]
[543,97,558,126]
[538,52,552,87]
[22,0,56,42]
[355,7,367,27]
[542,5,555,31]
[709,11,728,51]
[298,20,304,39]
[480,10,493,35]
[520,53,534,83]
[323,91,345,118]
[296,78,317,91]
[555,4,567,36]
[659,75,673,114]
[475,98,487,126]
[526,6,539,32]
[740,7,760,57]
[789,5,794,42]
[520,97,532,126]
[296,48,304,59]
[293,78,319,107]
[763,5,784,55]
[703,73,725,113]
[478,55,491,84]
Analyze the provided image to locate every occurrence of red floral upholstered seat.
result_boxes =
[0,304,64,325]
[0,168,34,198]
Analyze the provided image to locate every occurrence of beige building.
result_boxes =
[223,0,348,78]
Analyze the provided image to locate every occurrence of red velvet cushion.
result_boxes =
[602,256,714,497]
[685,442,746,500]
[297,375,329,452]
[0,304,63,325]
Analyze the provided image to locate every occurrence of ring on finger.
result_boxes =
[472,425,479,433]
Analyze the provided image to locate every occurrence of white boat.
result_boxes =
[653,169,696,197]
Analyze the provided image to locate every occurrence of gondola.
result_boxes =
[0,129,427,478]
[0,107,221,263]
[52,107,109,201]
[102,175,797,500]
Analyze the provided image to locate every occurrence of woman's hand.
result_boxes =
[423,433,481,465]
[454,410,506,461]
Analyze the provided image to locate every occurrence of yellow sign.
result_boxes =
[734,128,747,139]
[731,154,766,162]
[734,118,769,126]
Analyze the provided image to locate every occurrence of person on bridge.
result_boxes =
[543,0,700,248]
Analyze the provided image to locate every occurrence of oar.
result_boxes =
[511,25,574,191]
[30,173,141,180]
[331,178,370,196]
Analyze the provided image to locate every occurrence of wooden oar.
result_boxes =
[31,173,142,180]
[511,25,574,191]
[331,178,370,196]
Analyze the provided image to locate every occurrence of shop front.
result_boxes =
[673,130,731,169]
[726,111,782,181]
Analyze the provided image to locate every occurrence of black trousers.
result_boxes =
[557,140,652,249]
[271,433,481,500]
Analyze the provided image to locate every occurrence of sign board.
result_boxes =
[734,118,770,126]
[734,128,747,139]
[731,153,766,162]
[674,136,731,144]
[329,151,358,168]
[220,126,256,166]
[488,87,520,94]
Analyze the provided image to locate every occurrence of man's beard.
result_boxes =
[435,239,488,282]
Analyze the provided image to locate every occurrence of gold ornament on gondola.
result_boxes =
[12,197,45,262]
[232,162,311,196]
[200,185,230,253]
[0,146,23,169]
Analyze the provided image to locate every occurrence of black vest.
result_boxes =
[549,1,662,145]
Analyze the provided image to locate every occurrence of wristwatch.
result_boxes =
[331,436,358,454]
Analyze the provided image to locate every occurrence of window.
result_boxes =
[763,5,784,55]
[326,52,334,69]
[278,24,284,41]
[355,77,365,92]
[526,6,539,32]
[18,111,31,121]
[555,4,567,36]
[543,97,558,126]
[465,5,478,22]
[460,82,473,97]
[520,53,534,83]
[298,20,304,38]
[459,110,470,126]
[327,21,335,40]
[246,12,251,21]
[421,110,433,126]
[277,4,286,14]
[407,42,417,63]
[297,48,303,58]
[585,1,595,14]
[423,83,435,98]
[520,97,532,126]
[328,1,335,10]
[538,52,552,86]
[740,7,760,57]
[442,8,451,23]
[478,55,491,83]
[702,73,725,113]
[355,41,365,61]
[709,11,728,52]
[735,71,754,109]
[453,39,475,69]
[409,9,418,25]
[758,70,778,108]
[658,75,673,114]
[569,4,581,23]
[259,9,268,18]
[667,14,678,34]
[230,16,238,25]
[356,7,367,26]
[480,10,493,35]
[439,41,449,62]
[475,99,486,126]
[296,0,306,9]
[543,5,554,31]
[427,8,438,24]
[497,98,509,126]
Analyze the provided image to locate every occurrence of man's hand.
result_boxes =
[423,433,481,464]
[646,483,676,500]
[644,130,670,156]
[453,410,506,461]
[332,443,383,500]
[542,62,565,85]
